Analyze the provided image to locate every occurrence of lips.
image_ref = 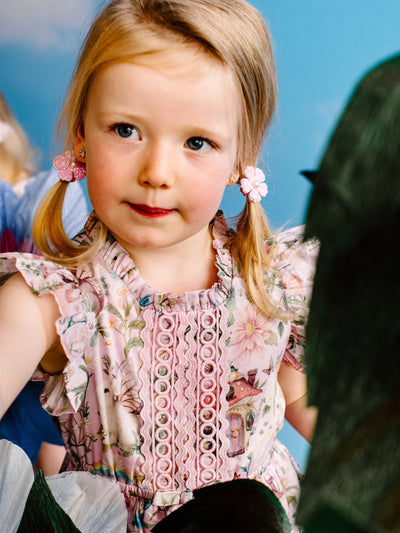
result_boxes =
[129,203,173,217]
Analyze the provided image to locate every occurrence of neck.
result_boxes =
[130,232,218,294]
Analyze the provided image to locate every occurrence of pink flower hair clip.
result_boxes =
[53,150,87,182]
[0,120,14,144]
[240,166,268,203]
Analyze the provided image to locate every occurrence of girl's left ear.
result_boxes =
[227,170,240,186]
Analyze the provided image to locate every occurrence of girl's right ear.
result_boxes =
[73,125,85,159]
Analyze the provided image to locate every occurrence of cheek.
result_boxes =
[86,166,102,197]
[86,148,116,195]
[186,178,227,215]
[86,166,112,211]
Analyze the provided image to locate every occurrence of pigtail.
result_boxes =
[32,181,107,266]
[230,200,281,318]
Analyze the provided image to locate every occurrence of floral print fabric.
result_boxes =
[0,212,318,532]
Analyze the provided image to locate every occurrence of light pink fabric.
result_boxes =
[0,212,319,532]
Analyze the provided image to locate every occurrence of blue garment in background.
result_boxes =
[0,168,88,251]
[0,382,64,463]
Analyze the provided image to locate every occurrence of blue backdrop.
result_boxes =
[0,0,399,469]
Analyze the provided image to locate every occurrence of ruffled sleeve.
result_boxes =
[0,252,99,415]
[268,226,319,371]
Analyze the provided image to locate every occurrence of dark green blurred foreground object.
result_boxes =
[0,439,127,531]
[17,470,81,533]
[297,54,400,532]
[152,479,291,533]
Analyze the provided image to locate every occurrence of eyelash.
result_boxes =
[112,123,138,139]
[186,137,217,152]
[110,123,217,151]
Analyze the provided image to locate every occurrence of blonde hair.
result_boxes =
[33,0,280,316]
[0,91,38,184]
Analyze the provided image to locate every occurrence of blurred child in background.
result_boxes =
[0,90,88,474]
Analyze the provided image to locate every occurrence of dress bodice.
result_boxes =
[0,211,319,531]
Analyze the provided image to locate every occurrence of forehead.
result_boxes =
[94,37,236,89]
[87,42,240,132]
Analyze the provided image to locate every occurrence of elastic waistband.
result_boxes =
[116,479,193,507]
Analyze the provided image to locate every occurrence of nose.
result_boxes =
[137,142,174,189]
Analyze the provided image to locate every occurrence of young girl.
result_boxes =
[0,0,318,530]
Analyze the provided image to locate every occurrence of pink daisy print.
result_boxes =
[230,302,271,361]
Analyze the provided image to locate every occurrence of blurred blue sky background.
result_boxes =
[0,0,399,469]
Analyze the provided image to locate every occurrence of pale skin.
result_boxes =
[0,44,316,449]
[0,274,66,474]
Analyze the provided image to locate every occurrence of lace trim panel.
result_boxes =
[137,307,231,494]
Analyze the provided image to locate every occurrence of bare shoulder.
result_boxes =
[1,272,58,313]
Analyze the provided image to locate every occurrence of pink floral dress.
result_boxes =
[0,212,318,532]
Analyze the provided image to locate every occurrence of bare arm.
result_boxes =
[0,274,62,418]
[278,362,318,443]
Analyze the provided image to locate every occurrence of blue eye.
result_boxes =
[114,124,139,139]
[187,137,212,152]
